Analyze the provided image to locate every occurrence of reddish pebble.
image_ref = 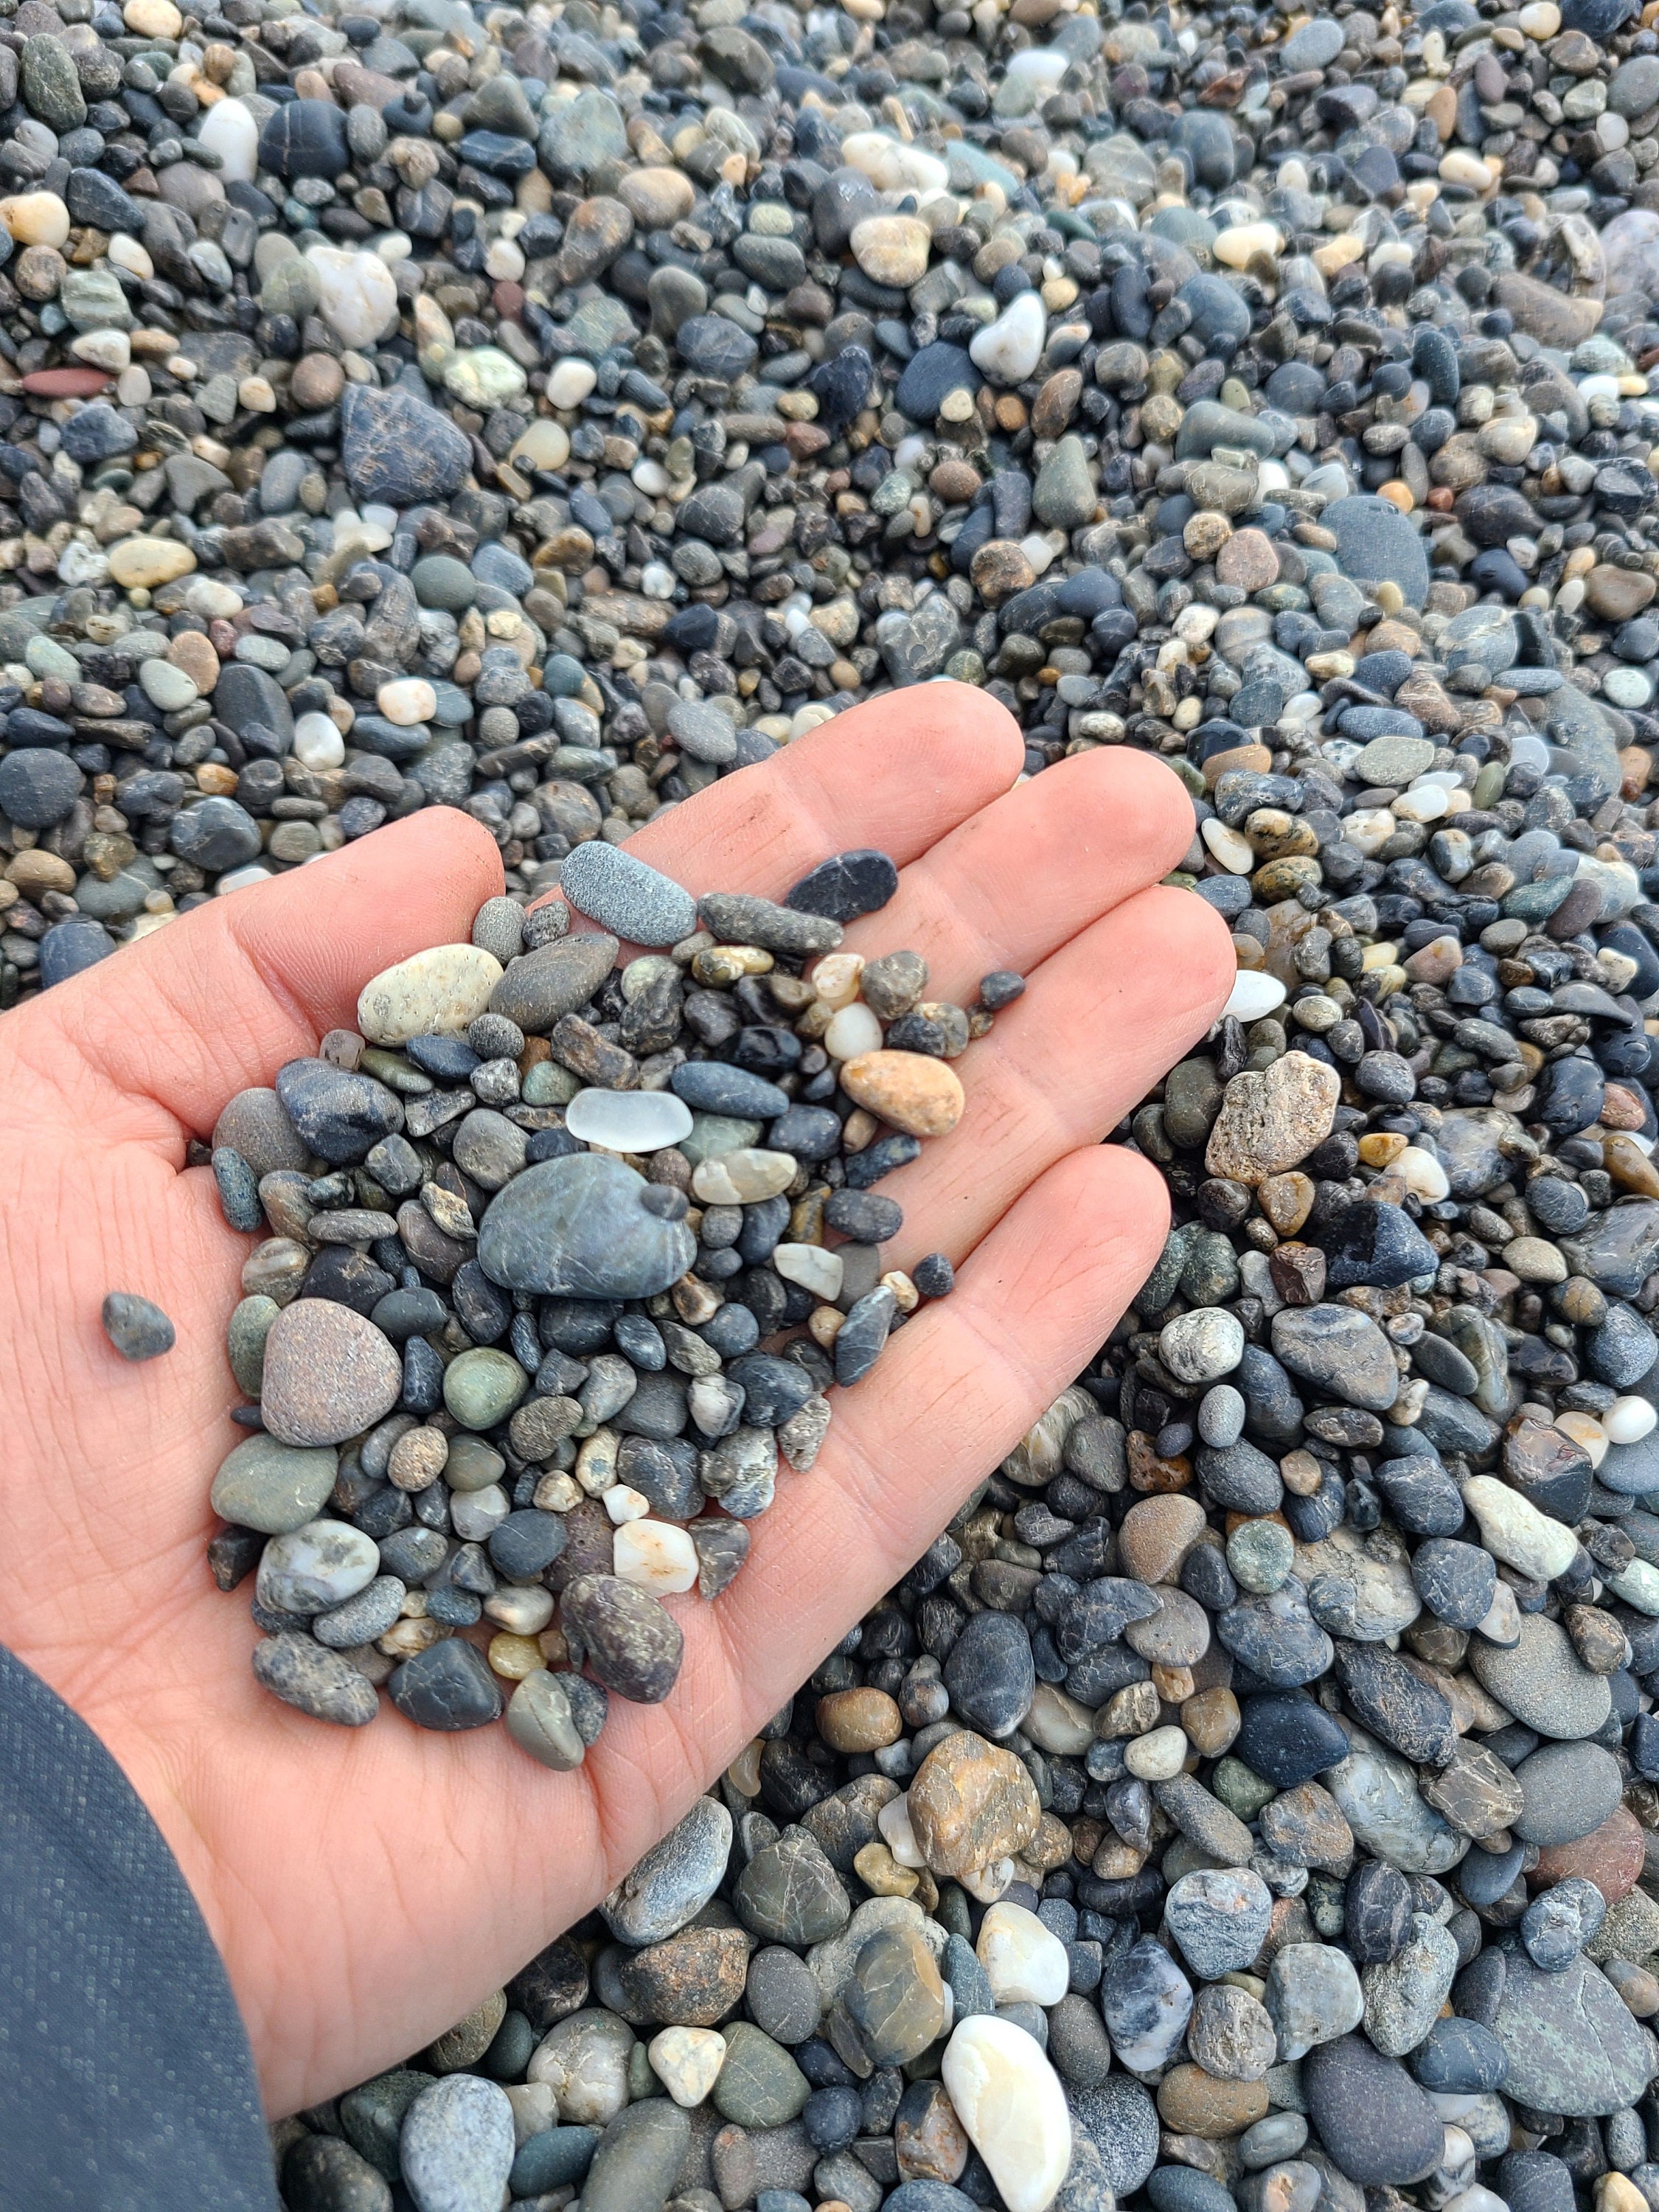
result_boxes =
[1531,1806,1645,1905]
[493,281,524,321]
[21,366,111,397]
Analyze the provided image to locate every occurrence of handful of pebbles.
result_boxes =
[209,838,1001,1766]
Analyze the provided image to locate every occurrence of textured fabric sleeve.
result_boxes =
[0,1644,281,2212]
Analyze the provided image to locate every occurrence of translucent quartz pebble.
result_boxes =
[565,1088,695,1152]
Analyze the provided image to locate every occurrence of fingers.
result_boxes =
[12,810,504,1143]
[871,883,1237,1273]
[832,745,1200,1004]
[622,681,1023,897]
[590,1142,1176,1812]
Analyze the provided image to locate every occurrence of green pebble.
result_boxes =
[444,1347,528,1430]
[211,1433,338,1535]
[678,1113,763,1166]
[444,1433,507,1492]
[1211,1755,1279,1821]
[711,2023,810,2129]
[523,1059,581,1106]
[227,1293,280,1397]
[1226,1517,1295,1594]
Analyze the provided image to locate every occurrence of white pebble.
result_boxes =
[1222,970,1286,1022]
[648,2026,726,2107]
[941,2014,1072,2212]
[772,1242,845,1301]
[1125,1724,1189,1780]
[1605,1397,1658,1444]
[549,358,598,409]
[197,96,257,182]
[1555,1408,1608,1467]
[613,1518,698,1594]
[880,1793,925,1868]
[977,1901,1071,2006]
[564,1088,694,1152]
[377,677,437,726]
[602,1485,651,1526]
[824,1001,885,1060]
[1398,1147,1450,1203]
[1203,818,1256,873]
[293,711,345,771]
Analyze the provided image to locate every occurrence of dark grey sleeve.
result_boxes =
[0,1644,281,2212]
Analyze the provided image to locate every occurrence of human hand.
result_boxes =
[0,681,1231,2115]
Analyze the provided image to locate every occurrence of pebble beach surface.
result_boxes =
[21,0,1659,2197]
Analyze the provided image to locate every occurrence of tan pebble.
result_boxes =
[840,1049,966,1138]
[489,1632,545,1680]
[854,1840,919,1897]
[1119,1493,1209,1583]
[108,536,196,589]
[818,1687,903,1752]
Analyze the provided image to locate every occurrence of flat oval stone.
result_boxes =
[559,842,698,947]
[260,1298,403,1447]
[603,1797,733,1944]
[564,1088,695,1152]
[357,945,504,1046]
[1455,1944,1650,2116]
[577,2098,690,2212]
[840,1049,965,1137]
[1301,2035,1444,2183]
[478,1155,696,1298]
[1469,1613,1613,1740]
[211,1434,338,1534]
[490,934,619,1032]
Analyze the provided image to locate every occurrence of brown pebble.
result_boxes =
[1156,2063,1269,2137]
[817,1688,903,1752]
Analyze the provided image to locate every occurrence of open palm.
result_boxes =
[0,682,1231,2115]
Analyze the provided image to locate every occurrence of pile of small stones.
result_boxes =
[24,0,1659,2199]
[215,840,995,1756]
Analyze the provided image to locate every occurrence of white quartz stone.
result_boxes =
[941,2014,1072,2212]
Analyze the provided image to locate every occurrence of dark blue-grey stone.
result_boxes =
[1068,2075,1159,2194]
[1411,2017,1507,2093]
[1347,1860,1413,1964]
[1587,1305,1658,1388]
[1178,274,1251,355]
[478,1155,696,1299]
[1412,324,1460,406]
[1411,1537,1495,1629]
[785,849,900,921]
[389,1637,504,1730]
[0,747,83,828]
[943,1609,1034,1736]
[894,343,975,421]
[213,661,293,745]
[1149,2169,1236,2212]
[1217,1580,1335,1687]
[170,796,262,872]
[341,384,470,507]
[259,99,350,178]
[101,1291,175,1362]
[273,1058,402,1164]
[1313,1203,1438,1290]
[1302,2037,1444,2184]
[509,2126,599,2195]
[60,406,136,464]
[675,313,758,378]
[1500,2152,1577,2212]
[1234,1694,1349,1788]
[1324,495,1431,608]
[1374,1455,1464,1537]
